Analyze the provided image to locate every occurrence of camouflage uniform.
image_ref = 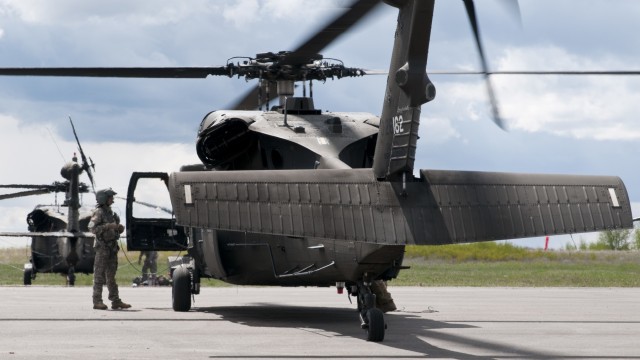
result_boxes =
[89,205,123,306]
[140,251,158,275]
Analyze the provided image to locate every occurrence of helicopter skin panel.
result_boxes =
[168,168,632,245]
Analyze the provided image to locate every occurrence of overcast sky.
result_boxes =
[1,0,639,249]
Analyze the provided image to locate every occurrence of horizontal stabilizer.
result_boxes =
[415,170,632,244]
[169,168,632,245]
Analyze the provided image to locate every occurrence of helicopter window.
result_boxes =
[131,178,173,220]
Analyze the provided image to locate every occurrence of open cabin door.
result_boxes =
[126,172,188,251]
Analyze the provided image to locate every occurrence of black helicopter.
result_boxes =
[0,119,96,286]
[0,0,634,342]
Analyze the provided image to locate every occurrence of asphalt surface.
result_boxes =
[1,286,639,359]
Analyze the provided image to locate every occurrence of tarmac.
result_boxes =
[1,286,639,359]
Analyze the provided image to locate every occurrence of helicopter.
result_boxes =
[0,119,97,286]
[0,119,173,286]
[0,0,634,342]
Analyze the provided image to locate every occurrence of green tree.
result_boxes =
[634,229,640,250]
[596,229,631,250]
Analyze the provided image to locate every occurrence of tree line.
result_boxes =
[565,228,640,251]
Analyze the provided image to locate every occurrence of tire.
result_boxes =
[366,308,385,342]
[172,265,191,312]
[23,268,33,286]
[67,267,76,287]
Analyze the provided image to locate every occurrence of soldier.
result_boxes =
[89,188,131,310]
[138,250,158,282]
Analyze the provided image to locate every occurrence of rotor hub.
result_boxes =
[227,51,366,83]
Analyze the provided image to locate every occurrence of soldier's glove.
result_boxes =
[104,223,125,233]
[104,223,119,231]
[102,223,123,241]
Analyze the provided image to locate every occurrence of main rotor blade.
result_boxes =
[0,182,89,193]
[0,231,94,238]
[462,0,504,130]
[474,70,640,75]
[286,0,382,62]
[0,184,53,189]
[69,117,96,192]
[116,196,172,215]
[0,67,230,79]
[0,189,50,200]
[429,70,640,75]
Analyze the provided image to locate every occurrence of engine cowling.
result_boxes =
[196,111,257,168]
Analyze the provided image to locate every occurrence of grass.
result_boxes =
[399,243,640,287]
[395,258,640,287]
[0,246,229,287]
[1,242,639,287]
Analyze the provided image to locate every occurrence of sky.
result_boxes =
[1,0,639,249]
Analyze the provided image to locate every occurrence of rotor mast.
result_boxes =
[60,155,83,233]
[277,80,295,107]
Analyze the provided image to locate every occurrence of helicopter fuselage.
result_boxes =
[191,228,405,287]
[27,206,95,276]
[128,106,407,288]
[195,108,380,171]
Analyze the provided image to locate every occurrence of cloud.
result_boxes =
[220,0,351,31]
[222,0,260,27]
[0,0,215,25]
[420,116,461,145]
[262,0,342,20]
[439,45,640,141]
[0,115,199,247]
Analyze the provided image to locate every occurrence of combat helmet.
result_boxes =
[96,188,117,205]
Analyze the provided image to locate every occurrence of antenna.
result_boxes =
[68,116,96,192]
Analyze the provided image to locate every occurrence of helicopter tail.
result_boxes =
[372,0,436,180]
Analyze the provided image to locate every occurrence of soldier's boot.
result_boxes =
[377,296,397,313]
[93,302,108,310]
[111,300,132,310]
[371,280,397,313]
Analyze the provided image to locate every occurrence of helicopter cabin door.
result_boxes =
[126,172,188,251]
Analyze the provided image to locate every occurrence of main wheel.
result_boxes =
[67,267,76,287]
[365,308,385,342]
[172,265,192,312]
[23,268,33,286]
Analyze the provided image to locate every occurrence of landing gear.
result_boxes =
[23,264,33,286]
[172,265,192,312]
[354,281,386,342]
[365,308,385,342]
[67,266,76,286]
